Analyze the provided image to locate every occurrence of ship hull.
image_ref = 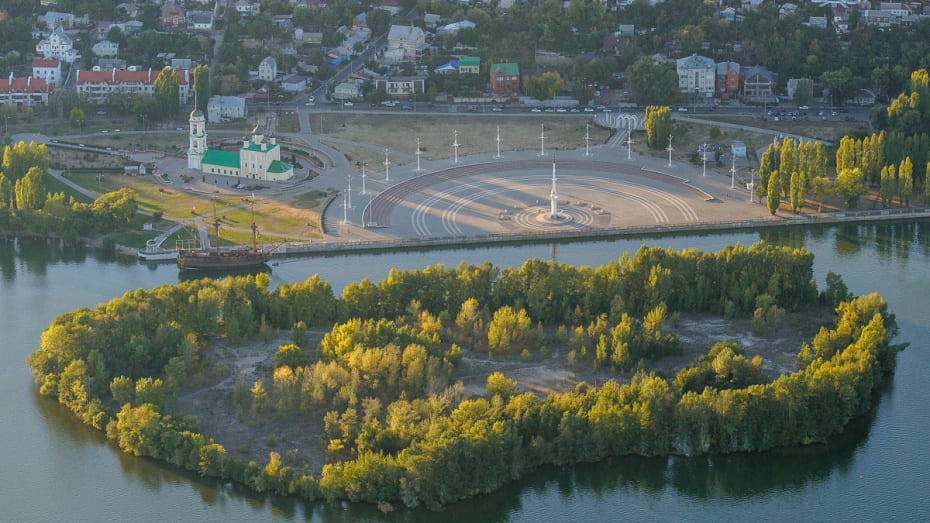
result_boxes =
[177,249,272,270]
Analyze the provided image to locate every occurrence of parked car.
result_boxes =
[531,108,542,113]
[556,108,567,113]
[343,101,354,107]
[491,106,503,112]
[583,107,594,112]
[799,105,809,110]
[402,105,413,110]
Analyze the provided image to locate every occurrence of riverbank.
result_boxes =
[271,206,930,256]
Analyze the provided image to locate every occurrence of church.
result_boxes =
[187,106,293,181]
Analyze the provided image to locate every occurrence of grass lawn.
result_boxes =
[45,175,93,204]
[103,214,174,249]
[317,114,611,160]
[66,172,240,218]
[219,198,321,240]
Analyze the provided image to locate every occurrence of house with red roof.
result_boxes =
[32,59,62,88]
[0,75,51,107]
[75,67,190,105]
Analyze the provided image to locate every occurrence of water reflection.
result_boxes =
[13,219,927,521]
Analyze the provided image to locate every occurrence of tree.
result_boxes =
[644,106,672,150]
[821,67,857,107]
[767,170,780,215]
[193,64,210,111]
[486,372,518,400]
[0,173,11,209]
[835,168,867,209]
[533,71,563,100]
[153,67,180,119]
[626,57,680,106]
[14,166,45,210]
[69,107,85,129]
[925,162,930,204]
[898,157,914,206]
[810,176,832,212]
[793,78,813,104]
[879,165,896,208]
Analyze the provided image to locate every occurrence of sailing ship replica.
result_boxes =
[177,201,273,270]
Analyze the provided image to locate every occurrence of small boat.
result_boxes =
[177,200,274,270]
[138,239,177,261]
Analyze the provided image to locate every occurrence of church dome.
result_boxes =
[190,107,204,119]
[252,121,264,136]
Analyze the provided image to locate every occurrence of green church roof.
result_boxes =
[241,141,279,153]
[267,160,291,174]
[201,149,240,169]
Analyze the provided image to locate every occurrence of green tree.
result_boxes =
[767,170,780,215]
[644,106,672,150]
[153,67,180,119]
[487,306,533,356]
[925,162,930,204]
[14,166,46,210]
[0,173,11,208]
[879,164,896,208]
[898,157,913,206]
[793,78,813,104]
[69,107,85,129]
[533,71,563,100]
[810,176,832,211]
[193,64,210,111]
[486,372,518,400]
[626,57,680,106]
[835,168,867,209]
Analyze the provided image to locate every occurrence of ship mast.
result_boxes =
[212,199,220,255]
[250,196,258,251]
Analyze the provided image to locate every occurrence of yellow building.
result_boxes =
[188,109,293,181]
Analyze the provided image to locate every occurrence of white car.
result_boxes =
[305,101,315,106]
[308,96,315,103]
[531,108,542,113]
[799,105,809,110]
[343,102,354,107]
[491,106,503,112]
[583,107,594,112]
[556,108,567,113]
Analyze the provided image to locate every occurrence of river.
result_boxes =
[2,221,929,521]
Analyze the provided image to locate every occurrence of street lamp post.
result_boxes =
[384,149,391,182]
[730,155,736,189]
[749,169,756,203]
[360,161,367,195]
[626,128,633,161]
[702,142,707,177]
[667,134,674,168]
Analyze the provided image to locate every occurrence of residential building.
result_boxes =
[32,58,62,88]
[333,81,361,100]
[434,60,458,74]
[196,119,293,181]
[92,40,119,58]
[75,67,191,105]
[676,54,715,98]
[235,0,261,16]
[352,13,370,33]
[458,56,479,74]
[281,74,307,92]
[161,3,186,29]
[0,76,51,107]
[207,96,247,122]
[385,25,427,61]
[490,62,520,95]
[258,56,277,82]
[852,88,877,106]
[804,16,828,28]
[741,65,776,103]
[44,11,75,28]
[423,13,442,28]
[188,11,213,31]
[36,26,80,63]
[716,61,740,98]
[374,75,426,97]
[437,20,476,36]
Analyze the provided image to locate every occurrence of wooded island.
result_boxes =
[27,243,901,510]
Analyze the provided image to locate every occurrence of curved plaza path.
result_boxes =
[15,110,777,247]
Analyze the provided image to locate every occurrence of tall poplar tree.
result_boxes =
[767,171,780,215]
[193,64,210,112]
[898,157,913,206]
[153,67,180,120]
[880,164,896,208]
